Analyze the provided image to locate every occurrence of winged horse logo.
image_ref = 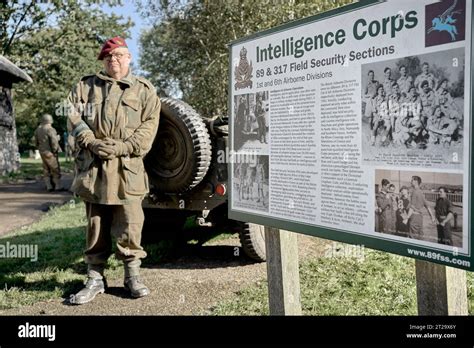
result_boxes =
[427,0,462,41]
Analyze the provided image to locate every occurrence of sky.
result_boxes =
[99,1,149,72]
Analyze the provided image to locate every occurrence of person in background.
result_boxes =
[34,114,63,191]
[435,187,454,245]
[408,176,436,240]
[376,179,392,233]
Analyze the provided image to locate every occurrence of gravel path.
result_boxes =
[0,174,73,236]
[0,234,328,315]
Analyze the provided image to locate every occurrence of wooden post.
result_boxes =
[265,226,302,315]
[415,260,468,315]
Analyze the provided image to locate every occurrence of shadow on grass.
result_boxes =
[151,244,257,270]
[0,224,254,306]
[0,227,87,298]
[142,225,259,270]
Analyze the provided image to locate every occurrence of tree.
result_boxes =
[138,0,354,117]
[1,0,132,151]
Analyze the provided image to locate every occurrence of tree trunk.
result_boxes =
[0,85,20,175]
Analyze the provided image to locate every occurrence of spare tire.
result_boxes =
[144,98,212,193]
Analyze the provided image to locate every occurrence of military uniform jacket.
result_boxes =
[68,70,160,204]
[35,124,60,155]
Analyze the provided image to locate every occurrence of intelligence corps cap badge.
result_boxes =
[234,47,253,90]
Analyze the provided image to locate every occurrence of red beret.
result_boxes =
[97,36,128,60]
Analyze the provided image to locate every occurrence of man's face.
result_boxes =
[440,91,448,104]
[368,71,374,80]
[422,64,429,74]
[411,178,418,188]
[400,67,406,76]
[401,189,408,198]
[103,47,131,78]
[385,69,391,78]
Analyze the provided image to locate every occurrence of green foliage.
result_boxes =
[1,1,132,151]
[139,0,354,117]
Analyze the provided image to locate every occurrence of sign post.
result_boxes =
[265,227,302,315]
[416,260,468,315]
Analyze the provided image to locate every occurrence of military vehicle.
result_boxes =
[143,98,266,262]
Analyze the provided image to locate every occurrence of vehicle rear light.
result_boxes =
[215,183,226,196]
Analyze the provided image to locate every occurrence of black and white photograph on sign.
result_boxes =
[233,155,269,212]
[233,91,269,152]
[361,47,465,167]
[374,170,463,248]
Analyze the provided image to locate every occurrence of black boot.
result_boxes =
[124,260,149,298]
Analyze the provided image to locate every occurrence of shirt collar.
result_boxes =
[97,69,135,86]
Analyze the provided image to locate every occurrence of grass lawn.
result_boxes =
[211,249,474,316]
[0,200,169,310]
[0,155,74,183]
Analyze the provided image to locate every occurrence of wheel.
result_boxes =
[145,98,212,193]
[232,221,266,262]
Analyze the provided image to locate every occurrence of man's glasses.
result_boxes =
[104,53,128,61]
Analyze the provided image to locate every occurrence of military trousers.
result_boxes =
[84,201,147,266]
[40,152,61,189]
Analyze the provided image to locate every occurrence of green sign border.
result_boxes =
[228,0,473,271]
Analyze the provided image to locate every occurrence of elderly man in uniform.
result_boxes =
[67,37,160,304]
[34,114,63,191]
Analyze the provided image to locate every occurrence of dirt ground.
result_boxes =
[0,174,74,236]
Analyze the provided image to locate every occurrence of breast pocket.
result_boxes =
[122,96,141,129]
[84,95,103,127]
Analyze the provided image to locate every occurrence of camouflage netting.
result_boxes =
[0,85,20,175]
